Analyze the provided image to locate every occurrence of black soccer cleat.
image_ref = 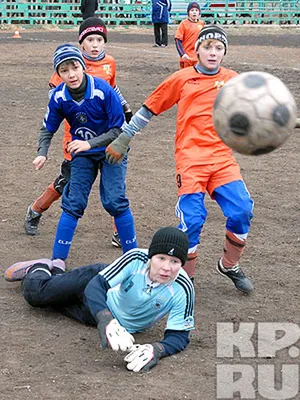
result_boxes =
[217,258,253,294]
[24,205,42,236]
[111,232,122,249]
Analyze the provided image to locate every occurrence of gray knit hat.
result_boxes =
[148,227,189,265]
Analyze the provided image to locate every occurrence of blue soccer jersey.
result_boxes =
[98,249,195,333]
[43,74,124,153]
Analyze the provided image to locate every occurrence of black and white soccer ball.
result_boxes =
[213,71,297,155]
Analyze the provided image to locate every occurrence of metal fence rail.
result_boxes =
[0,0,299,26]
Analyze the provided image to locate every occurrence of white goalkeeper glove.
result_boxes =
[124,343,165,372]
[106,319,135,351]
[96,309,135,351]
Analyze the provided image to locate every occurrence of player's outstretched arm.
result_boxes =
[96,309,135,352]
[106,106,154,164]
[124,343,165,372]
[124,330,190,372]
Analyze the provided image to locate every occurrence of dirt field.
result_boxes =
[1,25,300,400]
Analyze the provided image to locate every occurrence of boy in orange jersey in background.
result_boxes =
[105,26,254,294]
[25,17,131,249]
[175,2,205,69]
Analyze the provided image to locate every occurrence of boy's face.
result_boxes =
[149,254,182,283]
[82,34,105,58]
[57,61,84,89]
[197,39,225,70]
[188,7,200,21]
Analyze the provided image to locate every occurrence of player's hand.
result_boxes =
[106,319,135,351]
[67,140,91,154]
[106,132,131,164]
[96,309,135,351]
[33,156,47,170]
[124,343,165,372]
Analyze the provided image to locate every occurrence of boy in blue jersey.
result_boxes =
[33,43,137,262]
[5,227,195,372]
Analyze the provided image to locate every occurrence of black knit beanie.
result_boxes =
[195,25,228,54]
[79,17,107,44]
[187,2,201,14]
[148,227,189,265]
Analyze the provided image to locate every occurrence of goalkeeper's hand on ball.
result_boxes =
[96,309,135,351]
[124,343,165,372]
[106,132,131,164]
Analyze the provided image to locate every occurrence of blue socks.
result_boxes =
[114,209,137,253]
[52,211,78,260]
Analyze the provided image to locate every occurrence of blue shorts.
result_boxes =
[62,152,129,219]
[176,180,254,250]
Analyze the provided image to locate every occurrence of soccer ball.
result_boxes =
[213,71,297,155]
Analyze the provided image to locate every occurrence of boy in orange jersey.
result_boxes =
[175,2,205,69]
[105,26,254,294]
[25,17,131,249]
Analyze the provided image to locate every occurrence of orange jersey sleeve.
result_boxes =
[145,66,238,168]
[175,19,205,60]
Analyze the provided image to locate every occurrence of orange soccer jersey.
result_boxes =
[175,19,205,68]
[144,66,242,196]
[49,55,117,160]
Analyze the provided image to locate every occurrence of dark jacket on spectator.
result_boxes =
[81,0,98,20]
[152,0,172,23]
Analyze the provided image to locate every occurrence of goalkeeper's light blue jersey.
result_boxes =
[100,249,194,333]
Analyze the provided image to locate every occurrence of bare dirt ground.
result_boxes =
[0,26,300,400]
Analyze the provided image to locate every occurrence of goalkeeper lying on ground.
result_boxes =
[4,227,194,373]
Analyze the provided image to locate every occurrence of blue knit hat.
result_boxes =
[187,2,201,14]
[53,43,86,72]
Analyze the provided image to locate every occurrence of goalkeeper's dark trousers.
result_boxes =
[21,262,108,326]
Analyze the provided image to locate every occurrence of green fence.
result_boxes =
[0,0,299,26]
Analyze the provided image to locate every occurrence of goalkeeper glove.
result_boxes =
[96,309,135,351]
[106,132,131,165]
[124,343,165,372]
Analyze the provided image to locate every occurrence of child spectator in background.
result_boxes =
[175,2,205,69]
[25,17,132,249]
[152,0,172,47]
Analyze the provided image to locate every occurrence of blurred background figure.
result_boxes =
[81,0,98,20]
[151,0,172,47]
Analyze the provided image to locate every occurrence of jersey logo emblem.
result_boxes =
[168,248,175,256]
[103,65,112,75]
[215,80,225,90]
[76,112,88,124]
[184,316,194,328]
[152,299,163,310]
[124,280,134,292]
